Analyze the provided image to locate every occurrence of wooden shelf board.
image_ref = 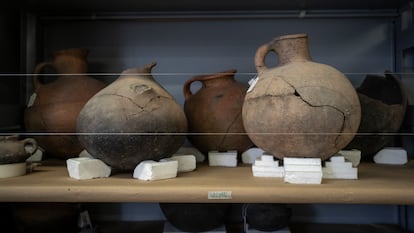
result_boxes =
[0,160,413,204]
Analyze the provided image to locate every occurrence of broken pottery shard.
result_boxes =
[373,147,407,165]
[208,150,238,167]
[66,157,111,180]
[161,155,196,172]
[133,160,178,181]
[241,147,265,164]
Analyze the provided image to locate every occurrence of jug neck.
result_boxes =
[202,71,236,88]
[272,34,311,66]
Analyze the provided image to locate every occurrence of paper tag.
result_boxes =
[208,191,232,200]
[247,76,259,93]
[27,93,37,107]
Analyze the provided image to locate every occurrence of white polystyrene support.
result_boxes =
[337,149,361,167]
[66,157,111,180]
[283,157,322,184]
[373,147,408,165]
[175,147,205,162]
[133,160,178,181]
[252,155,284,177]
[161,155,196,172]
[323,155,358,179]
[208,150,238,167]
[241,147,265,164]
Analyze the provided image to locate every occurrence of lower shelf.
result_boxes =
[0,160,414,204]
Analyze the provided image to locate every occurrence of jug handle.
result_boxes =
[183,76,203,101]
[33,62,53,90]
[254,43,272,74]
[22,138,38,155]
[183,70,237,101]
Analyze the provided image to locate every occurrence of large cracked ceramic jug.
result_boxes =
[183,69,253,154]
[242,34,361,160]
[24,48,105,159]
[77,62,188,171]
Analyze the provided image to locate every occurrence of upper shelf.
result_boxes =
[14,0,411,12]
[1,160,414,204]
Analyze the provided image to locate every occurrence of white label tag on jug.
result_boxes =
[247,76,259,93]
[27,93,37,107]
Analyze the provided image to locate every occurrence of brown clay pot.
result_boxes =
[24,48,105,159]
[242,34,361,160]
[77,62,187,171]
[183,70,253,155]
[345,72,407,160]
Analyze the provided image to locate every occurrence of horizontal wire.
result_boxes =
[2,132,414,136]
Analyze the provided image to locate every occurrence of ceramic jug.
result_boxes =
[24,48,105,159]
[183,69,253,154]
[0,135,37,164]
[243,34,361,160]
[77,62,188,171]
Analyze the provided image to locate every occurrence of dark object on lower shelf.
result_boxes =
[245,203,291,232]
[289,223,404,233]
[159,203,231,232]
[11,203,80,233]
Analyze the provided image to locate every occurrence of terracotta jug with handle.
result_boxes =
[24,48,105,159]
[242,34,361,160]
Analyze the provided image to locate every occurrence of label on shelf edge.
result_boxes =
[208,191,232,200]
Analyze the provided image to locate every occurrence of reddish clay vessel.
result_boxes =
[24,48,105,159]
[184,69,253,154]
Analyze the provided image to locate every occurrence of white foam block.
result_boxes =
[254,155,279,167]
[338,149,361,167]
[283,157,321,165]
[208,151,238,167]
[323,167,358,179]
[252,166,284,177]
[284,171,322,184]
[283,157,322,184]
[66,158,111,180]
[161,155,196,172]
[252,155,284,177]
[374,147,408,165]
[241,147,265,164]
[175,147,205,162]
[323,155,358,179]
[133,160,178,181]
